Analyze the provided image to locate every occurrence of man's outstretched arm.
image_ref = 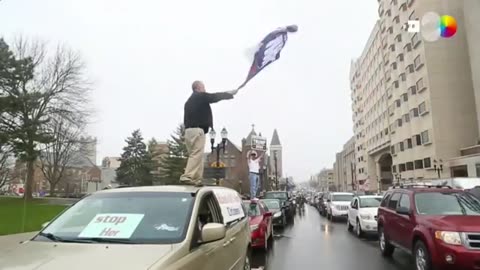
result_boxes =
[203,89,239,104]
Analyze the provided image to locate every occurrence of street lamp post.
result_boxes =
[433,159,443,179]
[209,128,228,186]
[274,151,278,190]
[394,173,401,185]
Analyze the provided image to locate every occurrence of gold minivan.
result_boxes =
[0,185,252,270]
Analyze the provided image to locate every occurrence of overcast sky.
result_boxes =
[0,0,378,182]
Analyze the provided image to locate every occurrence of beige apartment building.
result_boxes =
[351,0,479,191]
[333,137,356,192]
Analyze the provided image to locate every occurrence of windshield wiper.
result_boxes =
[78,238,136,244]
[37,232,94,243]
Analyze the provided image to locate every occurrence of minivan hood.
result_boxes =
[420,215,480,232]
[0,240,174,270]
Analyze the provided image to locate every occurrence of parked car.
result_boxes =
[347,195,382,237]
[243,199,273,250]
[262,199,287,227]
[317,193,328,216]
[264,191,295,222]
[326,192,354,221]
[377,185,480,270]
[0,185,252,270]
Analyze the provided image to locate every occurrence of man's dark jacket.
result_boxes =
[184,91,233,133]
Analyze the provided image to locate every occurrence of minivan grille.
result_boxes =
[464,233,480,249]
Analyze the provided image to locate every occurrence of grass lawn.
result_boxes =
[0,197,67,236]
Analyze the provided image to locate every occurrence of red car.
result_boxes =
[377,185,480,270]
[243,199,273,250]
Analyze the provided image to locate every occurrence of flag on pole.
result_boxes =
[238,25,298,89]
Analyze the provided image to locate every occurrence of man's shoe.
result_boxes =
[179,178,196,185]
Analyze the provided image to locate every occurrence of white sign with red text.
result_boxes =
[213,189,245,224]
[78,213,145,239]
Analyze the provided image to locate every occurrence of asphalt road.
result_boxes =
[251,205,415,270]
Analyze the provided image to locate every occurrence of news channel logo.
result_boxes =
[404,12,457,42]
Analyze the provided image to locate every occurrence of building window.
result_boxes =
[415,159,424,169]
[403,113,410,123]
[386,9,392,17]
[393,80,400,88]
[421,130,430,144]
[393,16,400,24]
[391,62,398,70]
[402,93,408,102]
[424,157,432,168]
[395,33,402,42]
[412,33,421,48]
[406,162,414,171]
[410,108,418,118]
[395,99,401,107]
[476,164,480,177]
[406,64,414,74]
[400,142,404,151]
[419,101,427,115]
[404,43,412,52]
[416,78,427,92]
[414,134,422,146]
[414,55,424,70]
[400,2,407,11]
[400,73,406,82]
[397,53,404,62]
[392,165,397,173]
[387,87,392,98]
[409,85,417,95]
[388,26,394,34]
[385,128,389,135]
[391,145,396,155]
[407,138,413,148]
[398,118,403,127]
[399,164,406,172]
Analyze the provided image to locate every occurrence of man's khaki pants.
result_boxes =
[180,128,206,184]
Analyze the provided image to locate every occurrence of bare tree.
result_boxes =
[0,37,91,199]
[0,143,12,189]
[39,117,84,195]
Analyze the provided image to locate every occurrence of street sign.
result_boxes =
[251,135,267,151]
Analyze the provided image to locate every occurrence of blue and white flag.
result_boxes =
[238,25,298,89]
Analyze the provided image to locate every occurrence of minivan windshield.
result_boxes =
[36,192,194,244]
[415,192,480,216]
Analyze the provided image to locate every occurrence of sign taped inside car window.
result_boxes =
[78,213,144,238]
[213,189,245,224]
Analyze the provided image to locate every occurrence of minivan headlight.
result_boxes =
[435,231,462,245]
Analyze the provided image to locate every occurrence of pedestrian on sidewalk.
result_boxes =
[247,150,264,199]
[180,80,239,185]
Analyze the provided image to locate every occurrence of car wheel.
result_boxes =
[379,227,395,257]
[243,249,251,270]
[347,218,353,232]
[356,219,363,238]
[414,241,432,270]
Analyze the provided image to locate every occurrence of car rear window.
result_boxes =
[265,192,287,200]
[243,202,261,217]
[415,192,480,216]
[332,194,354,201]
[359,197,382,208]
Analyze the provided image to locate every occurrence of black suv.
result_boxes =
[264,191,295,222]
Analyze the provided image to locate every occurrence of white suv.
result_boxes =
[347,195,382,237]
[326,192,354,221]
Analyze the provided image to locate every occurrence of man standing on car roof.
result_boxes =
[247,150,264,199]
[180,81,239,185]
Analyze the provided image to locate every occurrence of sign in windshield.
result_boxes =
[213,189,245,224]
[38,192,194,244]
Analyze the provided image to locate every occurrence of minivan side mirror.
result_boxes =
[201,223,226,243]
[396,207,411,216]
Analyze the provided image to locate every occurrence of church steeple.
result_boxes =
[270,129,281,146]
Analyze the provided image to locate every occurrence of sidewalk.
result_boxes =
[0,232,37,252]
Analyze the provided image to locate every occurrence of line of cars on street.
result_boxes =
[310,181,480,270]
